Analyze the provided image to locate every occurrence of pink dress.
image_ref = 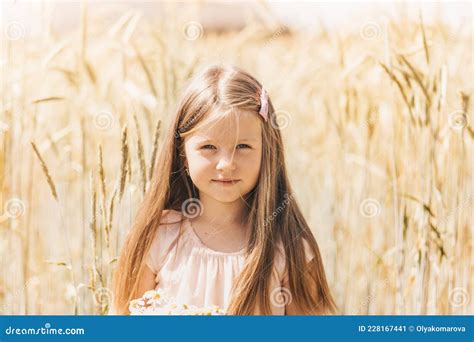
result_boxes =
[145,209,315,315]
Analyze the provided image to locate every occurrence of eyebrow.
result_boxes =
[197,138,257,143]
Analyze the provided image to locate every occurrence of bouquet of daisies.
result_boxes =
[129,288,225,315]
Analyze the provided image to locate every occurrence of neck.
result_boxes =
[197,193,248,227]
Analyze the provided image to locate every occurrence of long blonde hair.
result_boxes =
[113,64,336,315]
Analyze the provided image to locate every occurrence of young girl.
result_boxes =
[112,64,336,315]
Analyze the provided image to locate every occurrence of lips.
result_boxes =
[212,179,241,184]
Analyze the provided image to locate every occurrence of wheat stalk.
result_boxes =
[89,172,98,258]
[30,142,58,202]
[148,119,161,181]
[134,114,147,196]
[119,125,129,202]
[133,42,158,97]
[31,141,79,314]
[106,188,117,252]
[419,11,430,65]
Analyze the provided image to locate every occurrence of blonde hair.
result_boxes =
[113,64,337,315]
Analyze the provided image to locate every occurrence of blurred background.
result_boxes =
[0,0,472,315]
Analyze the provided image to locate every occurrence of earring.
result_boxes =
[185,167,190,175]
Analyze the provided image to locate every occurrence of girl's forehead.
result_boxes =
[188,109,262,142]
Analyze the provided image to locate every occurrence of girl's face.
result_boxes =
[183,110,262,203]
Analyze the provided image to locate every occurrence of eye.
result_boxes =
[236,144,251,149]
[200,144,216,150]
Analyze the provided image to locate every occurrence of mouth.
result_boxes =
[212,179,241,185]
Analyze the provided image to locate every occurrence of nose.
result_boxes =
[215,152,236,172]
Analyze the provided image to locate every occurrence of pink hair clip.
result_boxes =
[259,88,269,122]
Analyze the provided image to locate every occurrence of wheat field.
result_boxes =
[0,2,472,315]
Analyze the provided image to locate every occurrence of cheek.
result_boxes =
[189,157,210,170]
[187,154,214,178]
[240,151,262,178]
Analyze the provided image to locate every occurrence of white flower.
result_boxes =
[129,288,225,315]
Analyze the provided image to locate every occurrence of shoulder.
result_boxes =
[159,209,183,226]
[146,209,183,273]
[152,209,183,243]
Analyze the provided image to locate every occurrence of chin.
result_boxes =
[203,189,243,203]
[209,194,242,203]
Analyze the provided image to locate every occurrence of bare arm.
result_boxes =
[111,265,157,315]
[137,264,158,297]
